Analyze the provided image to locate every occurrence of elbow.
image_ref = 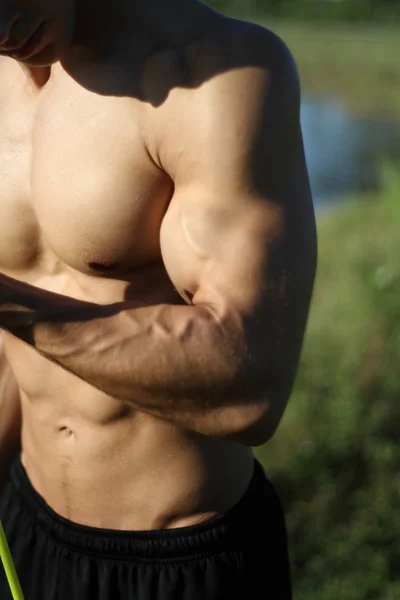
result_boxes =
[224,394,288,448]
[224,368,292,446]
[234,410,280,448]
[246,414,281,447]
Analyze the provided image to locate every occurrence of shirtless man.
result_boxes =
[0,0,317,598]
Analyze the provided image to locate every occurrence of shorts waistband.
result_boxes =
[9,455,273,562]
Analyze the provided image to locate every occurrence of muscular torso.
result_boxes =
[0,26,254,530]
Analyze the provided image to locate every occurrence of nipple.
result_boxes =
[89,262,120,272]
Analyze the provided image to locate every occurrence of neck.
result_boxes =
[18,63,52,90]
[73,0,212,51]
[19,0,213,89]
[73,0,135,46]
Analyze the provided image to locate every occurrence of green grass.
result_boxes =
[262,19,400,119]
[256,164,400,599]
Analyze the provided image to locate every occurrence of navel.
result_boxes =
[58,425,75,437]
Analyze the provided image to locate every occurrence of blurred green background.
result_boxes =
[206,2,400,599]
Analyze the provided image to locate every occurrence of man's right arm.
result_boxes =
[0,333,21,492]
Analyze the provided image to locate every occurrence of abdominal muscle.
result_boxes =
[4,333,254,531]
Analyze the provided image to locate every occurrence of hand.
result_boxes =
[0,272,66,341]
[0,272,43,310]
[0,272,123,342]
[0,274,37,339]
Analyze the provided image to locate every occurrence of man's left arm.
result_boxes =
[0,41,317,446]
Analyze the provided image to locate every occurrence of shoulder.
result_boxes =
[144,15,299,106]
[144,17,300,174]
[0,58,18,106]
[194,17,298,78]
[0,57,13,89]
[189,18,301,123]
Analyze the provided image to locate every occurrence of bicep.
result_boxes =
[161,135,316,309]
[160,183,283,312]
[160,141,316,402]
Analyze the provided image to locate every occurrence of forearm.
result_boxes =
[31,301,273,441]
[0,426,21,493]
[0,347,21,492]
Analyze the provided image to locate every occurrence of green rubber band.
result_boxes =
[0,521,25,600]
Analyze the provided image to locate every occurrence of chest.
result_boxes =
[0,65,172,277]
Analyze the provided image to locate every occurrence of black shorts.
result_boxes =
[0,455,292,599]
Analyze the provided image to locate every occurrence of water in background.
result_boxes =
[302,95,400,212]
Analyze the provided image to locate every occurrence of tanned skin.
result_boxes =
[0,0,317,530]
